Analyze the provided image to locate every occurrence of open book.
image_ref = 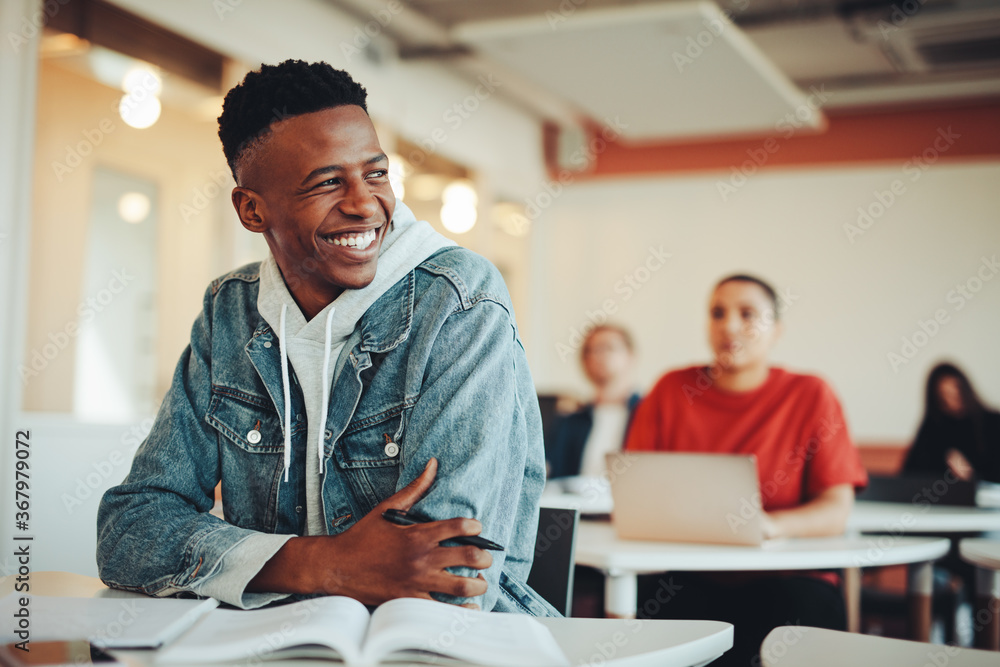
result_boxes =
[157,596,569,666]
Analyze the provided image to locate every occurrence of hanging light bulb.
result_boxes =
[119,64,162,129]
[440,180,477,234]
[119,94,161,129]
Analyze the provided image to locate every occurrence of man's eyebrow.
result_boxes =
[300,153,388,187]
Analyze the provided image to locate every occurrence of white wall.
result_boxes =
[528,161,1000,442]
[0,0,40,578]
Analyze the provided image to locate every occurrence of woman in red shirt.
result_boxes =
[626,274,867,667]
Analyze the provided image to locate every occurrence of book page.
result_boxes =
[0,594,217,648]
[156,596,369,664]
[363,598,568,666]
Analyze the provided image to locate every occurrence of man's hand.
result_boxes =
[247,458,492,606]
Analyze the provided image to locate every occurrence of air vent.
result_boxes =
[917,34,1000,69]
[867,7,1000,73]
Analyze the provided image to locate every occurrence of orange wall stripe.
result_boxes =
[545,103,1000,180]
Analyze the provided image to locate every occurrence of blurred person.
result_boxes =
[902,362,1000,484]
[548,324,640,479]
[546,324,640,618]
[625,274,868,667]
[97,60,555,616]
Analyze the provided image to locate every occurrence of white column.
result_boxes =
[0,0,40,573]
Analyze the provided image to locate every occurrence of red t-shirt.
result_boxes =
[625,366,868,511]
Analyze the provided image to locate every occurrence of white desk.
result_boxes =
[575,521,950,641]
[846,501,1000,637]
[759,625,999,666]
[1,572,733,667]
[849,501,1000,534]
[960,539,1000,651]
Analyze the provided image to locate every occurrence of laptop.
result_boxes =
[605,451,764,546]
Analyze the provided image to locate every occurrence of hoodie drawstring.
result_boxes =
[279,304,292,482]
[318,306,336,472]
[278,303,336,483]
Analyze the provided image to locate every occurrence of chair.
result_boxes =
[527,506,580,616]
[759,626,998,666]
[858,473,979,642]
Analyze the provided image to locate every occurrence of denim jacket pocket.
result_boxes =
[333,402,408,469]
[333,403,408,514]
[206,388,286,454]
[205,387,288,531]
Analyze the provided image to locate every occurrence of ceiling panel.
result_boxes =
[454,2,824,141]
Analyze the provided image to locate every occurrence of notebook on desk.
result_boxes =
[605,451,765,546]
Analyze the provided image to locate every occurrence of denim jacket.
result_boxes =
[96,246,557,616]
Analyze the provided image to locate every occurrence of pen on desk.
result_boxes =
[382,509,505,551]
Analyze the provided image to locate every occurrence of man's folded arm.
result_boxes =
[400,296,545,610]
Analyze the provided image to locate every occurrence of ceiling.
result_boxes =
[324,0,1000,144]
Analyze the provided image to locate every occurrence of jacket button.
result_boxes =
[384,441,399,457]
[263,341,272,348]
[247,429,262,444]
[295,506,302,513]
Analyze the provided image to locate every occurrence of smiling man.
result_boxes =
[96,60,554,615]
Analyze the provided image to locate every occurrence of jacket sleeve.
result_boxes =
[397,296,547,613]
[95,286,291,608]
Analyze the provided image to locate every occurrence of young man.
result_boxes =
[96,60,553,615]
[626,274,867,666]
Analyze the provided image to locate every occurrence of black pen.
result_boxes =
[382,509,505,551]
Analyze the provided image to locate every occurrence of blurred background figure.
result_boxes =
[546,323,640,619]
[547,324,640,479]
[627,274,867,667]
[902,362,1000,484]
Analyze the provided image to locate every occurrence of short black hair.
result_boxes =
[715,274,779,320]
[217,59,369,182]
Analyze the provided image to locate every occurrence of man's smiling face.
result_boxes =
[234,105,395,319]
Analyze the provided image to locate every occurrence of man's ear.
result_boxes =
[772,320,785,345]
[232,187,267,233]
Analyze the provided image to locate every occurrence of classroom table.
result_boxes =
[575,521,950,642]
[959,539,1000,651]
[1,572,733,667]
[846,500,1000,637]
[848,501,1000,534]
[759,625,999,666]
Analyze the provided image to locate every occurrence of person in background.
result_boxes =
[625,274,868,667]
[902,362,1000,484]
[545,324,640,618]
[547,324,640,479]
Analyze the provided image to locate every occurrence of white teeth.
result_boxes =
[326,228,378,249]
